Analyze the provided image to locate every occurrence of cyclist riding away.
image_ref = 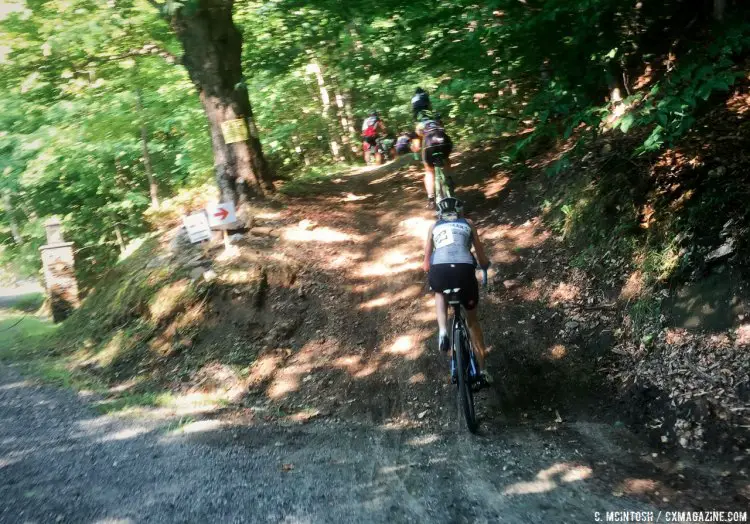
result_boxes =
[423,197,491,383]
[394,130,419,157]
[411,88,454,209]
[361,110,387,164]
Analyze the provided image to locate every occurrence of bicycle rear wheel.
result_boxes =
[454,319,478,433]
[434,165,454,201]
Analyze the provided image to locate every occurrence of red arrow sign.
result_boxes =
[213,207,229,221]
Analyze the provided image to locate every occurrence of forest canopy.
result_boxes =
[1,0,747,283]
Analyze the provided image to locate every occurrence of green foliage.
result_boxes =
[0,0,210,283]
[629,296,662,336]
[1,0,748,284]
[278,164,349,196]
[0,314,57,361]
[95,391,174,414]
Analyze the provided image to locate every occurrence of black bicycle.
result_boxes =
[432,152,455,204]
[443,266,488,433]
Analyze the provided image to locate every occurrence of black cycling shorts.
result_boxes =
[395,142,411,155]
[422,132,453,167]
[428,263,478,310]
[363,136,377,148]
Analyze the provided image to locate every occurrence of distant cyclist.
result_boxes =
[394,130,418,157]
[423,197,491,384]
[361,110,387,164]
[411,88,454,209]
[411,87,431,119]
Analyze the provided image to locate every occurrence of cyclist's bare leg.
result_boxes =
[423,163,435,200]
[465,307,487,369]
[434,292,448,337]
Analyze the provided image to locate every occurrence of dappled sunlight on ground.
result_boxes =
[248,354,282,384]
[367,171,402,186]
[483,175,510,198]
[725,90,749,116]
[359,284,423,310]
[503,462,593,495]
[736,323,750,346]
[547,344,568,360]
[549,282,581,305]
[268,360,319,399]
[340,192,373,202]
[175,418,226,435]
[324,250,365,270]
[353,362,379,379]
[384,330,428,361]
[482,217,548,247]
[281,224,362,244]
[97,426,152,442]
[149,279,190,322]
[408,372,426,384]
[397,216,433,239]
[619,270,645,301]
[87,331,125,367]
[407,433,441,446]
[356,250,421,278]
[616,478,663,496]
[0,380,31,391]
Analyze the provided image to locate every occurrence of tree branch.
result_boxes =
[102,43,181,65]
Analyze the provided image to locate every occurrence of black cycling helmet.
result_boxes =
[411,88,431,117]
[436,197,463,217]
[369,110,379,117]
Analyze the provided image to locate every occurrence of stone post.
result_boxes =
[39,217,79,322]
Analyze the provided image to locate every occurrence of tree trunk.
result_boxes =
[169,0,273,205]
[2,192,23,245]
[307,60,343,161]
[342,89,360,155]
[333,83,356,161]
[135,88,160,208]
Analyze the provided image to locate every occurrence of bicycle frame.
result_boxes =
[439,266,488,433]
[432,154,454,202]
[444,289,480,433]
[449,303,479,384]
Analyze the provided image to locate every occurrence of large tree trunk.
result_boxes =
[135,88,159,208]
[169,0,273,204]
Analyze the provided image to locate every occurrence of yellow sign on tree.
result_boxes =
[220,118,249,144]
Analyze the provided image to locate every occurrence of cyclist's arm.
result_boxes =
[423,224,435,272]
[377,120,387,134]
[467,219,490,268]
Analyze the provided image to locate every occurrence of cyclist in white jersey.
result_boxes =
[423,197,491,382]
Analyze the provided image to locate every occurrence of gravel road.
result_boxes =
[0,363,675,524]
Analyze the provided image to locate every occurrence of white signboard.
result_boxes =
[206,201,238,229]
[182,212,212,243]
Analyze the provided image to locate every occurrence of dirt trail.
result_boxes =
[2,155,748,522]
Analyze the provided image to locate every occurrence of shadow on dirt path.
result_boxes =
[2,151,748,523]
[0,361,717,524]
[229,151,747,510]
